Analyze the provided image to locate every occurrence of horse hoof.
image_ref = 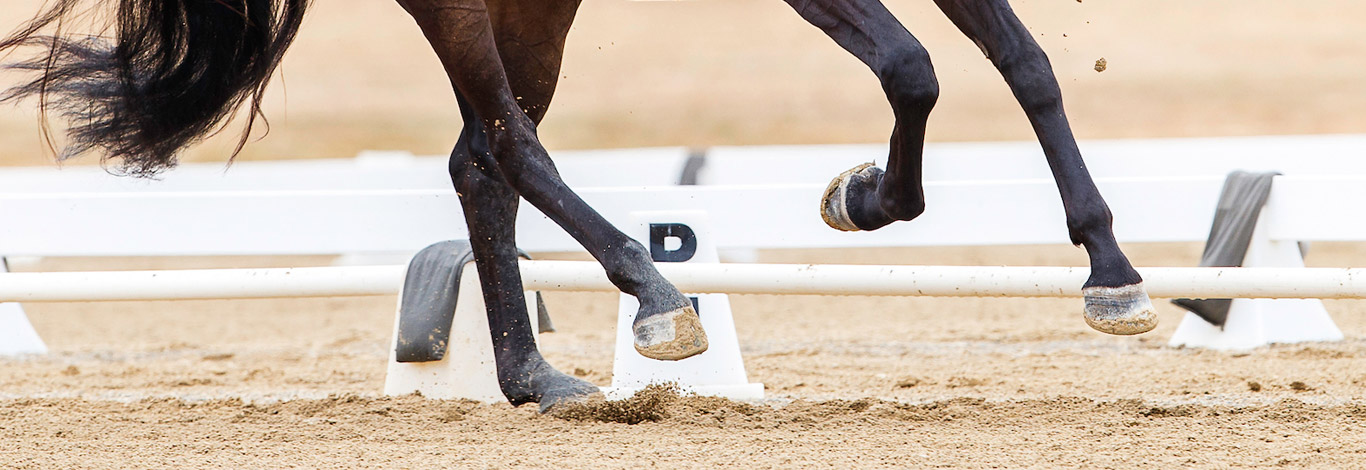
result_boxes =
[538,380,604,414]
[1083,283,1158,335]
[633,306,708,361]
[820,162,877,232]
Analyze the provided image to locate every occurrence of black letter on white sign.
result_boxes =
[649,223,697,263]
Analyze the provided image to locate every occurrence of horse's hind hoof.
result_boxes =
[820,162,878,232]
[633,306,708,361]
[1083,283,1158,335]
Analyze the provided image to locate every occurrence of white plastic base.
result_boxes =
[383,264,539,402]
[0,302,47,356]
[610,211,763,400]
[1,258,47,357]
[1168,298,1344,350]
[1167,204,1344,350]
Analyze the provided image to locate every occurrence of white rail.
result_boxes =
[2,261,1364,302]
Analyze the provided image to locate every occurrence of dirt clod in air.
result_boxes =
[1094,58,1107,72]
[552,383,679,424]
[1290,381,1311,391]
[1248,381,1263,392]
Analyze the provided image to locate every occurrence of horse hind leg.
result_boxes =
[933,0,1155,335]
[784,0,939,232]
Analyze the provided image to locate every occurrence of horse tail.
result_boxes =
[0,0,311,177]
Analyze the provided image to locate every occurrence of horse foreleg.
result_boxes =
[400,0,708,365]
[449,106,599,412]
[784,0,940,232]
[934,0,1155,335]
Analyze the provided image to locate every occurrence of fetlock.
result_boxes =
[821,163,897,231]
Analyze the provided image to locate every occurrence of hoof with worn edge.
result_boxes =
[633,306,709,361]
[1083,283,1158,335]
[820,162,877,232]
[538,382,603,414]
[512,360,603,414]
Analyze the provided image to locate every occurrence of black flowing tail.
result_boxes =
[0,0,311,177]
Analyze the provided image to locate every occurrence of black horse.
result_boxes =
[1,0,1156,411]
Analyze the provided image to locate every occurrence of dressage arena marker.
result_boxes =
[606,211,762,400]
[1168,200,1343,350]
[382,211,762,402]
[0,260,46,356]
[383,263,544,402]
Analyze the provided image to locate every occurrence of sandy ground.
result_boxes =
[4,244,1366,468]
[2,0,1366,468]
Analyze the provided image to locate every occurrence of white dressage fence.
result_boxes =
[2,135,1365,357]
[0,175,1360,256]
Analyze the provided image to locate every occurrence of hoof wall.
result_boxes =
[820,163,876,232]
[539,386,603,414]
[1083,283,1158,335]
[633,306,708,361]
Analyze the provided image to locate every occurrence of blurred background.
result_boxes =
[1,0,1364,167]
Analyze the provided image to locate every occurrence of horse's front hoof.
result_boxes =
[633,306,708,361]
[820,162,878,232]
[1083,283,1158,335]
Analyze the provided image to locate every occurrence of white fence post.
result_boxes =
[1168,204,1345,350]
[606,211,763,400]
[383,263,541,401]
[0,258,47,356]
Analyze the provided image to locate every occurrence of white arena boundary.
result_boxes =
[2,135,1365,357]
[0,175,1361,256]
[0,173,1361,354]
[1,134,1365,193]
[1,263,1364,302]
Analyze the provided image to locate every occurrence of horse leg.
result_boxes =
[448,102,599,412]
[784,0,939,232]
[398,0,708,367]
[439,0,599,412]
[933,0,1155,335]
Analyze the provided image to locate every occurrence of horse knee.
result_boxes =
[447,139,521,211]
[448,145,473,183]
[483,120,557,188]
[877,46,939,115]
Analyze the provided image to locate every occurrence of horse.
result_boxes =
[1,0,1156,412]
